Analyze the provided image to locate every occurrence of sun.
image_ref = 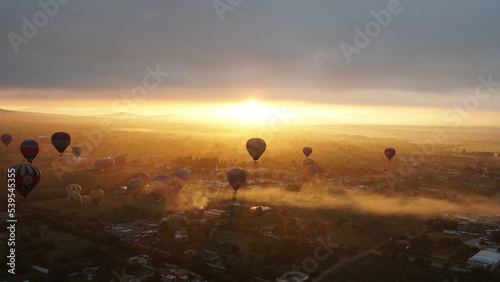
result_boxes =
[219,99,273,124]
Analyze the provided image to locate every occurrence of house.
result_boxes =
[467,250,500,271]
[394,239,411,251]
[202,249,218,261]
[250,206,271,212]
[184,249,197,256]
[276,271,309,282]
[458,222,469,231]
[204,209,226,217]
[128,254,150,266]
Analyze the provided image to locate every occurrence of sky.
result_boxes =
[1,0,500,125]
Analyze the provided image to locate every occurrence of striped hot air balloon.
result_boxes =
[9,164,41,199]
[20,139,39,164]
[67,184,82,194]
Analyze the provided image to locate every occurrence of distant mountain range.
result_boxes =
[0,108,344,125]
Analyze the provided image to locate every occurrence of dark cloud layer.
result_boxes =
[1,0,499,109]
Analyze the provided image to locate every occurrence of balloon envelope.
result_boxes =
[114,155,127,167]
[94,159,113,171]
[246,138,266,163]
[67,191,83,204]
[51,132,71,156]
[303,147,313,158]
[9,164,41,198]
[67,183,82,194]
[1,134,12,147]
[226,168,247,191]
[72,147,82,158]
[127,178,144,191]
[172,169,190,190]
[89,188,104,204]
[384,148,396,161]
[20,139,39,164]
[153,174,171,185]
[306,164,318,175]
[302,158,315,168]
[131,172,149,184]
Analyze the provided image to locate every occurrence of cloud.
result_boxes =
[1,0,499,109]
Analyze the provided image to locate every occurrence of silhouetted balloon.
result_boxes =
[94,159,113,172]
[246,138,266,163]
[89,188,104,205]
[72,147,82,158]
[226,168,246,192]
[384,148,396,161]
[172,169,190,190]
[51,132,71,156]
[114,155,127,167]
[1,134,12,147]
[149,180,167,201]
[303,147,313,158]
[20,139,39,164]
[67,184,82,194]
[9,164,41,199]
[153,174,171,185]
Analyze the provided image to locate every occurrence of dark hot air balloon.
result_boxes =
[1,134,12,147]
[72,147,82,158]
[51,132,71,156]
[153,174,171,185]
[9,164,41,199]
[114,155,127,167]
[20,139,39,164]
[384,148,396,161]
[303,147,312,158]
[172,169,190,190]
[226,168,247,192]
[246,138,266,163]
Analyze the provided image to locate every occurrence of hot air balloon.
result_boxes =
[302,158,315,168]
[51,132,71,156]
[89,188,104,205]
[67,184,82,194]
[246,138,266,163]
[131,172,150,185]
[384,148,396,161]
[127,178,144,191]
[1,134,12,147]
[148,180,167,201]
[72,147,82,158]
[9,164,41,199]
[226,168,246,192]
[303,147,313,158]
[172,169,190,190]
[114,155,127,167]
[20,139,39,164]
[94,159,113,172]
[67,191,83,205]
[306,164,318,175]
[153,174,171,185]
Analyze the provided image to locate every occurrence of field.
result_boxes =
[1,110,500,281]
